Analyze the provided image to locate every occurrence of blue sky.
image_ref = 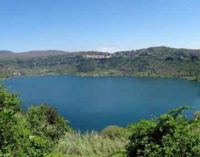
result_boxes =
[0,0,200,52]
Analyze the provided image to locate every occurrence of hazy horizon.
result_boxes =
[2,45,200,54]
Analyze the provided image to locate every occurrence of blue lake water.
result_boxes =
[3,75,200,131]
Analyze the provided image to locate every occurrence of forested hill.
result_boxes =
[1,46,200,80]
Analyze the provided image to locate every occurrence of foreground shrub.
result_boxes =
[0,86,52,156]
[0,86,69,156]
[0,84,20,111]
[0,85,24,155]
[195,111,200,120]
[101,125,129,139]
[127,106,200,157]
[26,104,70,141]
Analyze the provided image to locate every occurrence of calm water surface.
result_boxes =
[3,75,200,130]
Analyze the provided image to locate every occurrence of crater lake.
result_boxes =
[3,75,200,131]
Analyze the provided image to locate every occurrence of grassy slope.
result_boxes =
[49,132,127,157]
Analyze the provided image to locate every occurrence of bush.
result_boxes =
[0,85,68,156]
[101,125,129,139]
[0,85,22,155]
[0,84,20,111]
[195,111,200,120]
[26,104,69,141]
[0,86,52,156]
[126,106,200,157]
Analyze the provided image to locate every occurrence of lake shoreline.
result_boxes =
[2,72,199,82]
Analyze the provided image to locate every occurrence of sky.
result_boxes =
[0,0,200,52]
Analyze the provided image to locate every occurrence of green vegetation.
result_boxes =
[101,125,130,139]
[49,131,127,157]
[0,85,68,156]
[26,104,69,141]
[127,106,200,157]
[1,46,200,81]
[1,85,200,156]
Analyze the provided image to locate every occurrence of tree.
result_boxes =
[26,104,69,141]
[0,86,66,156]
[76,58,96,72]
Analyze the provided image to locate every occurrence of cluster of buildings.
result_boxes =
[84,54,112,59]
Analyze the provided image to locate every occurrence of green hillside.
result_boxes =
[1,46,200,81]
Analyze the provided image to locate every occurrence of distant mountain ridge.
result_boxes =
[0,50,14,53]
[1,46,200,58]
[0,50,69,58]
